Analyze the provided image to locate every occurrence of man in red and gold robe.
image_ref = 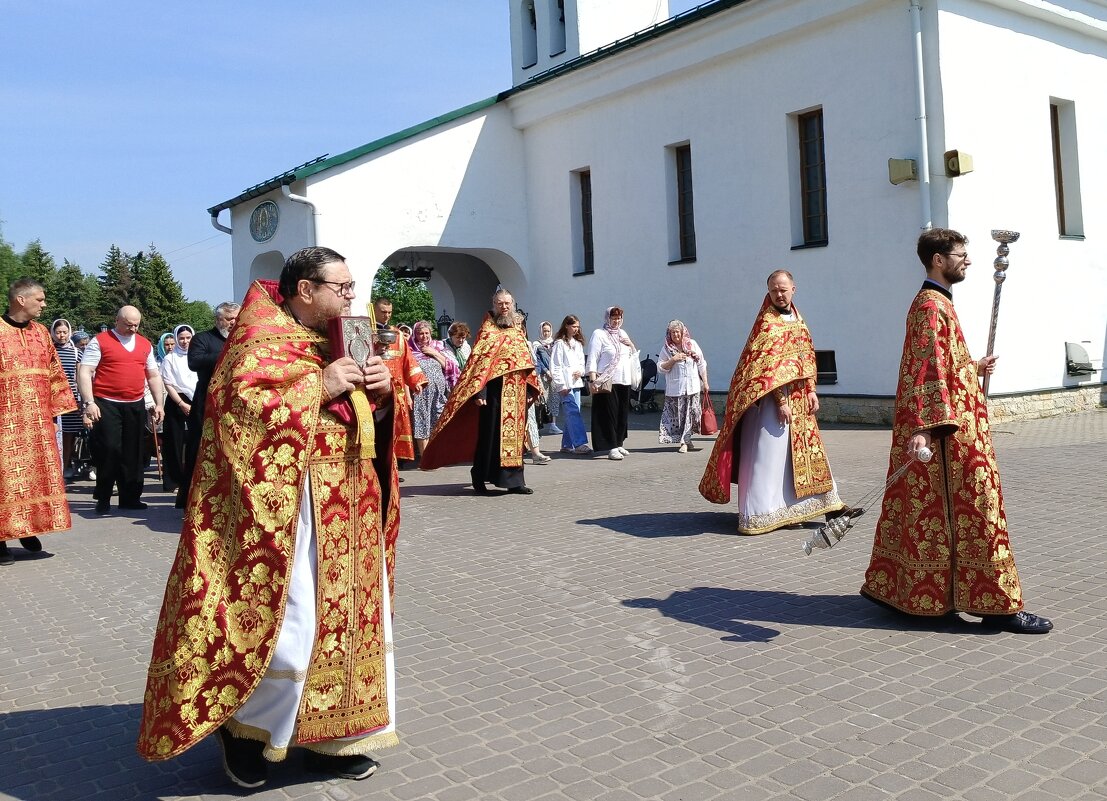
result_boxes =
[700,270,845,533]
[138,247,403,788]
[0,278,78,566]
[372,296,426,463]
[421,289,540,495]
[860,228,1051,634]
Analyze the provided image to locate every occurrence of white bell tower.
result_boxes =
[508,0,670,86]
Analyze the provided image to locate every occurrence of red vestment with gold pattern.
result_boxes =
[0,317,77,540]
[699,297,839,530]
[137,281,400,761]
[381,332,425,461]
[420,314,539,470]
[861,286,1022,616]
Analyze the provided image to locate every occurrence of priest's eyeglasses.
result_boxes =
[945,251,968,260]
[313,279,356,296]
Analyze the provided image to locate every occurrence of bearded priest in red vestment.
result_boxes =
[0,278,78,566]
[420,288,540,495]
[860,229,1051,635]
[137,247,404,788]
[699,270,845,534]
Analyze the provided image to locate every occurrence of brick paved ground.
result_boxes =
[2,408,1105,801]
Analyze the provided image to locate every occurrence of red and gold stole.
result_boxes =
[419,314,539,470]
[699,295,833,504]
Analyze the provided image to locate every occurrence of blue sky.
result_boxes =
[1,1,699,305]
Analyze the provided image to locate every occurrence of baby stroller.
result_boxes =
[631,353,660,413]
[72,427,96,481]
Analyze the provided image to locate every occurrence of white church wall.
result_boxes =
[515,1,924,396]
[935,1,1107,394]
[227,191,315,301]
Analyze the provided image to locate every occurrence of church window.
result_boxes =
[572,169,594,276]
[521,1,538,68]
[1050,99,1084,238]
[667,143,697,264]
[797,109,828,247]
[549,0,566,56]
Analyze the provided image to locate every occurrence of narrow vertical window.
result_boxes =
[572,168,594,276]
[1050,99,1084,237]
[521,1,538,68]
[549,0,566,55]
[674,144,697,261]
[798,109,828,246]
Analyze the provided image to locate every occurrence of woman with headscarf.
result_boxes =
[159,324,197,492]
[550,314,590,454]
[532,320,562,436]
[51,319,84,477]
[586,306,636,460]
[410,320,459,458]
[657,320,709,453]
[156,332,176,363]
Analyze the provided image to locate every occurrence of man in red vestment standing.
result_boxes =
[860,228,1052,634]
[138,247,401,788]
[0,278,78,565]
[421,288,540,495]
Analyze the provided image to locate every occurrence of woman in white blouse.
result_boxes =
[549,315,590,454]
[159,324,199,491]
[586,306,636,460]
[657,320,709,453]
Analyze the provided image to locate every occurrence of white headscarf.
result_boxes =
[160,324,198,398]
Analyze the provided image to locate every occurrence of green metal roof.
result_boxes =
[208,0,749,216]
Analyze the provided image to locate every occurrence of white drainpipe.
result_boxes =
[909,0,933,230]
[282,184,318,245]
[210,210,231,235]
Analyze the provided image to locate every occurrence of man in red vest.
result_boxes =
[77,305,166,513]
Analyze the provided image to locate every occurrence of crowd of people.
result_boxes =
[0,230,1052,790]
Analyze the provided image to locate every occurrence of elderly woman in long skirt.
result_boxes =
[657,320,708,453]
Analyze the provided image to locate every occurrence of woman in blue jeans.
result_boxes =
[549,315,591,454]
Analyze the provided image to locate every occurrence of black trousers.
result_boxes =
[92,397,147,505]
[161,398,190,490]
[590,383,630,452]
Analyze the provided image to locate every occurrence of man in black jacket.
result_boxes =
[176,301,240,508]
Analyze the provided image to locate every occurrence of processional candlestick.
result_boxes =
[982,229,1020,397]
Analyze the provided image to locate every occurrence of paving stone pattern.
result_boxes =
[2,409,1106,800]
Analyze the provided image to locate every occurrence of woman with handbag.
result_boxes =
[657,320,709,453]
[586,306,636,460]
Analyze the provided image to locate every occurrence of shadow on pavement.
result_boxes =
[622,587,987,643]
[577,511,738,537]
[0,703,333,799]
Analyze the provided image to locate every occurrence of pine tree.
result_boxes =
[49,259,104,332]
[0,229,24,297]
[133,245,188,339]
[20,240,59,300]
[97,244,136,322]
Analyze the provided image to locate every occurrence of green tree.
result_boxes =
[0,229,24,298]
[178,299,215,334]
[371,266,435,327]
[48,259,103,331]
[133,246,188,339]
[97,244,136,323]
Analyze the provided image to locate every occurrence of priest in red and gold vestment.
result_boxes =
[860,228,1051,634]
[371,296,426,462]
[421,289,540,495]
[138,247,404,788]
[699,270,844,534]
[0,278,78,566]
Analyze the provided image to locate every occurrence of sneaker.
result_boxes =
[560,446,575,453]
[687,442,701,451]
[608,450,624,460]
[677,443,688,454]
[574,445,593,455]
[530,451,551,464]
[546,424,563,435]
[0,542,12,566]
[304,751,380,780]
[216,726,267,789]
[617,447,630,456]
[19,536,42,552]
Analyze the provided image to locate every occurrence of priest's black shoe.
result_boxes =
[0,543,13,566]
[508,486,534,495]
[95,499,110,514]
[980,610,1053,634]
[120,501,149,510]
[216,726,267,789]
[826,507,864,520]
[473,483,492,495]
[19,536,42,552]
[304,751,379,780]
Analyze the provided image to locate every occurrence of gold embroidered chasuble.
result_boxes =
[0,318,77,539]
[137,281,400,761]
[419,314,539,471]
[381,332,426,461]
[861,287,1022,616]
[699,297,837,522]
